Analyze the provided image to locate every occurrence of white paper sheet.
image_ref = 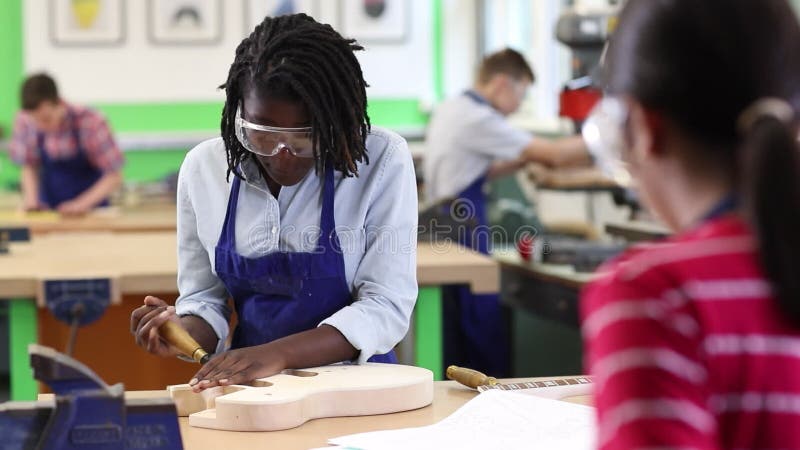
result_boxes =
[327,390,597,450]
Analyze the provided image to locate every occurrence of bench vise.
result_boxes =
[0,345,183,449]
[0,226,30,254]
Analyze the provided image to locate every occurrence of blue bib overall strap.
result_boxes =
[37,112,107,209]
[464,90,490,106]
[214,164,396,363]
[443,173,510,377]
[702,194,739,222]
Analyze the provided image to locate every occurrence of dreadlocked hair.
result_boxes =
[220,13,370,179]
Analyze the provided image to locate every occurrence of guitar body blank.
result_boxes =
[168,363,434,431]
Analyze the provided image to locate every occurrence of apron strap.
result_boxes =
[36,132,49,164]
[70,111,84,154]
[464,89,490,106]
[701,193,739,222]
[219,176,243,247]
[317,163,338,252]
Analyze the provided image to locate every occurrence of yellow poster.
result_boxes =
[71,0,101,29]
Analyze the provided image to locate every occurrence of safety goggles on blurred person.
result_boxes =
[581,97,633,187]
[235,105,315,158]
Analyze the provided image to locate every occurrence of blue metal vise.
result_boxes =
[0,345,183,449]
[0,226,30,254]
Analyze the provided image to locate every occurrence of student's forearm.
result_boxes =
[522,136,591,168]
[486,158,527,180]
[271,325,359,368]
[552,135,592,167]
[20,165,40,209]
[76,171,122,207]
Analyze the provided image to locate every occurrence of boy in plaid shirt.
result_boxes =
[10,73,123,215]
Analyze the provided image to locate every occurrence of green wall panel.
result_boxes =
[96,103,223,133]
[0,0,23,134]
[96,98,428,134]
[121,149,189,183]
[432,0,444,101]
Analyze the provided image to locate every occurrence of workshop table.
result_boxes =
[605,220,670,242]
[0,233,498,400]
[37,377,592,450]
[0,204,177,235]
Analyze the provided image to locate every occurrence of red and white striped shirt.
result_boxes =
[581,214,800,450]
[9,102,124,172]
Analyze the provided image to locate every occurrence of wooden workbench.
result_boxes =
[0,204,177,235]
[605,220,670,242]
[0,233,499,400]
[37,378,591,449]
[493,250,594,292]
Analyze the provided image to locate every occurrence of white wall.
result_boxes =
[523,0,571,120]
[480,0,571,120]
[25,0,238,103]
[24,0,434,104]
[441,0,478,99]
[345,0,434,100]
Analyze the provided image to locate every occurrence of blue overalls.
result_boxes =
[37,113,108,208]
[442,90,510,377]
[702,195,738,222]
[214,163,396,363]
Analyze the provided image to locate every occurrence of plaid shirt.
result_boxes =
[9,102,124,172]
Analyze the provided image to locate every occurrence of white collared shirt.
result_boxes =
[174,127,418,363]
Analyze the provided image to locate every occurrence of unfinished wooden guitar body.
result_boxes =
[168,363,434,431]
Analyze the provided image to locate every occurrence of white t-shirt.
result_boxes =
[423,91,532,204]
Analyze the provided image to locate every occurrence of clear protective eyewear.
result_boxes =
[235,105,315,158]
[581,97,634,187]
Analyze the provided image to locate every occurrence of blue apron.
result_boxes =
[37,112,108,209]
[214,164,396,363]
[443,174,510,377]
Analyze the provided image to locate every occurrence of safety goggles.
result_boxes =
[581,97,633,187]
[234,105,315,158]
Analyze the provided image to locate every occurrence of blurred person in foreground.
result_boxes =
[580,1,800,448]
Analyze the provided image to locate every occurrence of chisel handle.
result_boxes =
[446,365,498,389]
[159,320,209,364]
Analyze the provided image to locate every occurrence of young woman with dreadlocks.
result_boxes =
[130,14,417,391]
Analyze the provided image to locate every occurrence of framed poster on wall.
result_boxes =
[148,0,222,45]
[50,0,126,46]
[340,0,408,44]
[244,0,322,33]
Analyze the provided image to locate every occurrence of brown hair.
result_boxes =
[476,48,535,85]
[21,73,59,111]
